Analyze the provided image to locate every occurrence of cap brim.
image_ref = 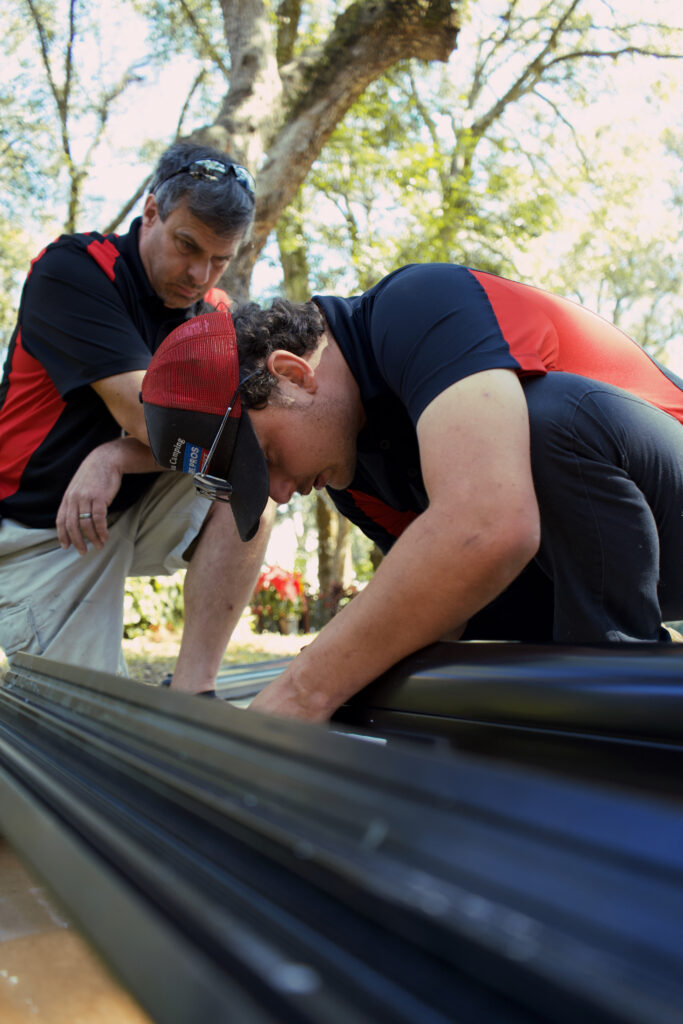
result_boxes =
[143,403,269,542]
[226,410,270,542]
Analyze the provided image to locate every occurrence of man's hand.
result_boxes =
[248,650,329,721]
[56,436,159,554]
[57,367,156,552]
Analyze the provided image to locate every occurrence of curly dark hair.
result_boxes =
[232,298,326,408]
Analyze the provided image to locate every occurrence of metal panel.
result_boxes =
[333,642,683,795]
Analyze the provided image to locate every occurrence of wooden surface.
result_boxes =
[0,840,151,1024]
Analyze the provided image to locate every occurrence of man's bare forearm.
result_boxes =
[248,505,538,721]
[93,434,161,473]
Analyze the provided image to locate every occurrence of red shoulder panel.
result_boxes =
[348,489,418,539]
[0,331,65,501]
[204,286,231,310]
[86,238,120,282]
[472,271,683,424]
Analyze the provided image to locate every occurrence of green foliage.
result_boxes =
[1,6,60,225]
[123,573,185,639]
[349,540,377,584]
[283,0,682,298]
[0,0,160,336]
[0,225,33,353]
[132,0,225,65]
[519,108,683,359]
[5,0,681,336]
[307,581,358,632]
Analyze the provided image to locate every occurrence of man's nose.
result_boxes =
[269,471,294,505]
[187,256,211,286]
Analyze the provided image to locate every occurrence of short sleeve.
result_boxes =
[20,242,153,399]
[367,264,523,424]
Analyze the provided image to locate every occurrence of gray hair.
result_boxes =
[148,142,255,236]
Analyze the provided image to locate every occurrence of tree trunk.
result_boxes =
[332,512,352,589]
[315,492,354,624]
[191,0,461,299]
[316,493,335,599]
[276,193,311,301]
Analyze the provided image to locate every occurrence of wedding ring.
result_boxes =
[78,512,92,519]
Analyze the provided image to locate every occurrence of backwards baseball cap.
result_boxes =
[141,310,269,542]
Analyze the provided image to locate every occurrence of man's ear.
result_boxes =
[141,193,159,227]
[266,350,316,392]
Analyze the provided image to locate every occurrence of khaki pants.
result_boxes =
[0,474,210,675]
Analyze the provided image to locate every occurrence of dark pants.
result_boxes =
[463,372,683,643]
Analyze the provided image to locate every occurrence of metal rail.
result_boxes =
[333,641,683,797]
[2,651,683,1023]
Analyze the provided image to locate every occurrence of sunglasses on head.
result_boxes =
[155,158,255,198]
[193,370,259,503]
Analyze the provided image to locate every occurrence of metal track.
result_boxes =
[331,642,683,796]
[2,651,683,1023]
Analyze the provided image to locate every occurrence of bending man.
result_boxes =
[144,263,683,718]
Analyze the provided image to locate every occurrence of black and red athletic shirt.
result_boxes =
[315,263,683,554]
[0,217,229,528]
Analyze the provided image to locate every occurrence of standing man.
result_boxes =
[150,263,681,719]
[0,142,273,695]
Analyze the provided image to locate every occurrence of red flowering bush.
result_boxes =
[250,565,304,632]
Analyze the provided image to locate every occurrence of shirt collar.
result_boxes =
[119,216,158,301]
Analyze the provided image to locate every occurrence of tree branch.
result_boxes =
[471,0,584,138]
[178,0,231,78]
[82,65,146,171]
[102,175,152,236]
[177,69,209,137]
[256,0,460,224]
[276,0,303,66]
[534,89,592,174]
[215,0,461,298]
[542,45,683,70]
[24,0,59,109]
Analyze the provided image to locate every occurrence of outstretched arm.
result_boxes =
[248,369,541,721]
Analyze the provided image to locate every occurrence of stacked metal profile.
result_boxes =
[1,649,683,1023]
[335,641,683,798]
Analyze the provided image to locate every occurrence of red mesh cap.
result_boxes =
[142,310,241,414]
[141,311,269,542]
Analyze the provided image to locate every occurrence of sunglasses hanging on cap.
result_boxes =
[155,158,255,198]
[193,370,259,502]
